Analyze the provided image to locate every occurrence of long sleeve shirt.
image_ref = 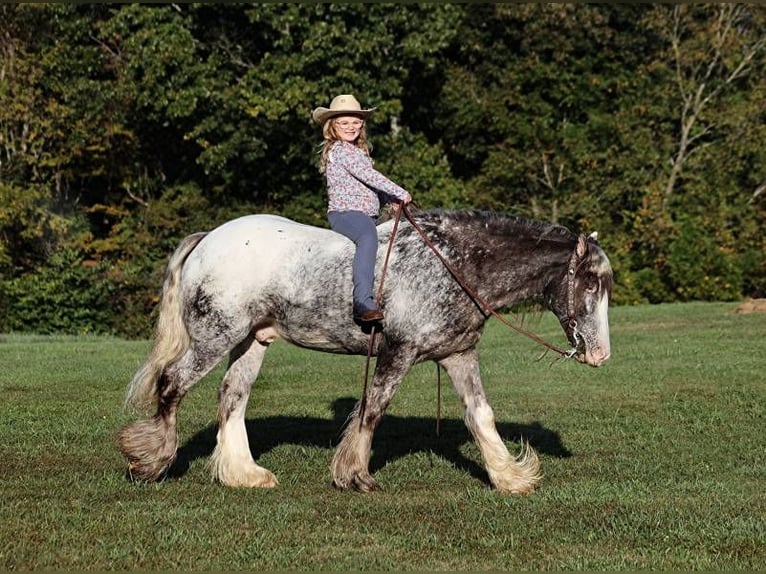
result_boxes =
[325,141,410,217]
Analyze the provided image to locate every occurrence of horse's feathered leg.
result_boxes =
[118,230,231,482]
[439,348,541,494]
[118,341,229,481]
[331,342,416,492]
[210,334,277,488]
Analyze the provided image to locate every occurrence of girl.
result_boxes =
[312,94,412,324]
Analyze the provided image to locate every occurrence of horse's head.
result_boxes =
[554,232,612,367]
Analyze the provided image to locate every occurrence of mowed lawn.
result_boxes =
[0,302,763,570]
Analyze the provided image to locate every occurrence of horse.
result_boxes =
[118,209,612,494]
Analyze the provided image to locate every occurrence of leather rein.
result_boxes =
[358,205,581,429]
[398,205,581,359]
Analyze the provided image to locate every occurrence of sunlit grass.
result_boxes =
[0,302,764,570]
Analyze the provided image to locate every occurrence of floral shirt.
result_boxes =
[326,141,410,217]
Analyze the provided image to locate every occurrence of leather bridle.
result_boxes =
[564,245,583,353]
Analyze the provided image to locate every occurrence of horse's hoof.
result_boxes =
[331,472,381,493]
[490,474,538,494]
[498,484,536,495]
[124,459,172,483]
[258,470,279,488]
[218,465,279,488]
[352,472,381,493]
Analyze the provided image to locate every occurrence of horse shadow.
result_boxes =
[169,397,572,485]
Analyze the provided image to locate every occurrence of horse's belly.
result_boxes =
[278,325,369,355]
[261,324,366,354]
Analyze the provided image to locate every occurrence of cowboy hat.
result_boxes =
[312,94,377,125]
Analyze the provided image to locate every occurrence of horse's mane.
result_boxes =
[416,209,576,244]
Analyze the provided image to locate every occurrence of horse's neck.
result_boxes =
[448,225,569,310]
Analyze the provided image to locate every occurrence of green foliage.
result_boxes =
[1,4,765,336]
[82,183,239,338]
[667,216,742,301]
[375,129,470,209]
[0,183,70,274]
[0,248,114,335]
[182,3,464,206]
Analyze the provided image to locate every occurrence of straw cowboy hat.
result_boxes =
[312,94,377,125]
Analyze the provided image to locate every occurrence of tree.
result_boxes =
[656,4,766,216]
[0,5,72,274]
[422,4,655,225]
[629,4,766,301]
[2,4,765,336]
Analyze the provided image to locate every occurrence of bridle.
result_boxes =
[564,245,583,355]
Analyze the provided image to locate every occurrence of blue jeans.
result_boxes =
[328,210,379,313]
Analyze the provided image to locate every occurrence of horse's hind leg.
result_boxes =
[119,341,229,481]
[439,348,541,494]
[210,334,278,488]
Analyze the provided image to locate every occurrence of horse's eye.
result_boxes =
[585,281,599,294]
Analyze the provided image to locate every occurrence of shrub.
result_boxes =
[0,248,115,335]
[667,217,742,301]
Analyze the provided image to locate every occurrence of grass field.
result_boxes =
[0,302,764,570]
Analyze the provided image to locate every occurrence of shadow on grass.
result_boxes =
[169,396,571,486]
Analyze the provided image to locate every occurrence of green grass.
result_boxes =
[0,302,764,570]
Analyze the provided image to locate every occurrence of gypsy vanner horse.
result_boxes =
[118,209,612,493]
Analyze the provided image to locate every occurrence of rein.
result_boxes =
[358,205,580,430]
[358,205,404,428]
[400,205,579,359]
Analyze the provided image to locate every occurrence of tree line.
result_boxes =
[1,3,765,337]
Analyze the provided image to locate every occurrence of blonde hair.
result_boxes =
[318,117,372,174]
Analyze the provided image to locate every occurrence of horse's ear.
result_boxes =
[589,231,599,242]
[576,234,587,258]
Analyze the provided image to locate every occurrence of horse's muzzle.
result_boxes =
[578,346,610,367]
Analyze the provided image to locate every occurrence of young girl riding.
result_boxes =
[312,94,413,324]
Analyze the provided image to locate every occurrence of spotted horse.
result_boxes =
[118,209,612,493]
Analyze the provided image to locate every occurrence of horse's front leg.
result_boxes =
[331,342,415,492]
[440,348,541,494]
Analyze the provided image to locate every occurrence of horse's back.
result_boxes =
[199,214,336,253]
[182,214,344,290]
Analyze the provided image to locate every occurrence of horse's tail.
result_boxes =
[124,232,208,412]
